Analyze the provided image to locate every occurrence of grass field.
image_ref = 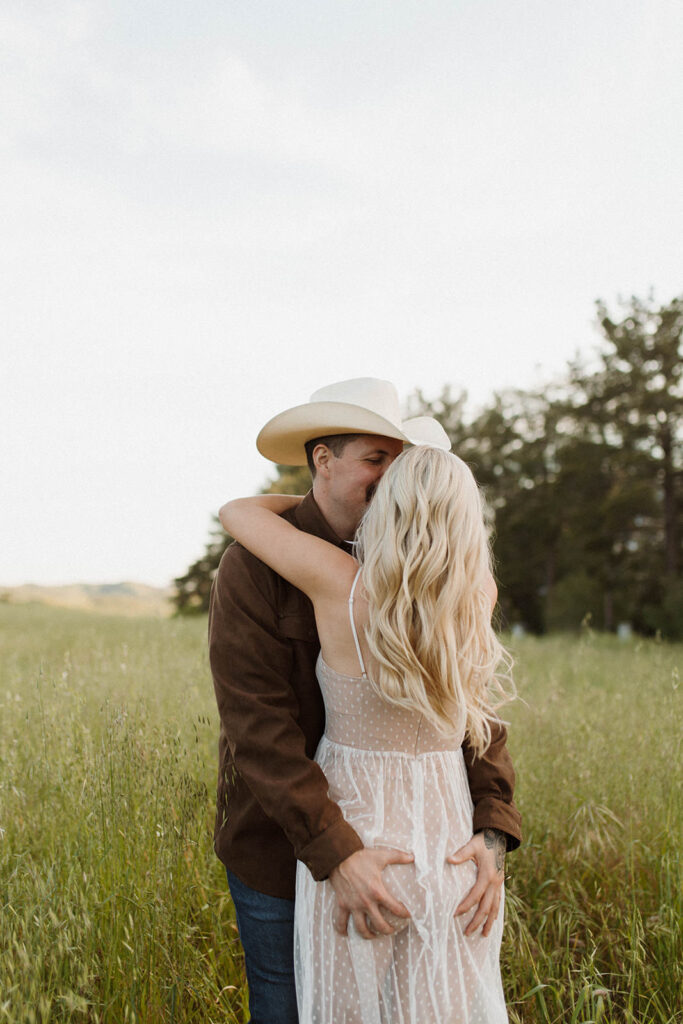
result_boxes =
[0,604,680,1023]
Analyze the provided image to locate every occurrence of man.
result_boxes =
[209,378,521,1024]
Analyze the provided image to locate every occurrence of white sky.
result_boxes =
[1,0,682,587]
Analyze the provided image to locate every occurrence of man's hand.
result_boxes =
[329,847,414,940]
[447,828,506,937]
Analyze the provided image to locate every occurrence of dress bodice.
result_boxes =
[316,654,465,755]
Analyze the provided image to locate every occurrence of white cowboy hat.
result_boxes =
[257,377,451,466]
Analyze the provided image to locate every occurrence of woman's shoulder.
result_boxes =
[314,555,362,604]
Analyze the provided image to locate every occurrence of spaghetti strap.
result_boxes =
[348,567,367,678]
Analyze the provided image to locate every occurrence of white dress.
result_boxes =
[294,570,508,1024]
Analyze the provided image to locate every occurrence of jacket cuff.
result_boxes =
[472,797,522,852]
[298,817,364,881]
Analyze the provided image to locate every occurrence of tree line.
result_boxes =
[174,294,682,638]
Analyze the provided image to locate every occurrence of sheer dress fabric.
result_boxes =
[294,575,508,1023]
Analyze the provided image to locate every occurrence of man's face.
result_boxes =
[324,434,404,530]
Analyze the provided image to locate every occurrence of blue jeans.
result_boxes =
[226,869,299,1024]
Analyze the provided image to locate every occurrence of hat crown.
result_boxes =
[309,378,401,428]
[257,376,451,466]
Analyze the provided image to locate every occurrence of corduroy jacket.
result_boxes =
[208,491,521,899]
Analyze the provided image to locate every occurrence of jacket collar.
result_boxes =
[293,491,347,549]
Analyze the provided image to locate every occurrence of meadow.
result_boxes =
[0,604,680,1023]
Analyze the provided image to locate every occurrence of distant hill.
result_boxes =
[0,582,174,618]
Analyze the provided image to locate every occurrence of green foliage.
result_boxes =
[261,465,312,496]
[414,294,683,637]
[544,569,603,632]
[641,577,683,639]
[1,606,680,1022]
[173,516,230,616]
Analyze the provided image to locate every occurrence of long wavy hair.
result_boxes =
[354,445,514,758]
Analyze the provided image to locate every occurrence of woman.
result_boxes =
[220,445,514,1024]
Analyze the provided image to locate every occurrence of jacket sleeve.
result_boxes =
[208,543,363,879]
[461,722,522,851]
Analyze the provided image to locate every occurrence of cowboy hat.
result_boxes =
[257,378,451,466]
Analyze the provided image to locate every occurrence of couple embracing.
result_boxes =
[209,378,521,1024]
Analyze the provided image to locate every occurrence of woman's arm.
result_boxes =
[219,495,355,600]
[220,494,304,524]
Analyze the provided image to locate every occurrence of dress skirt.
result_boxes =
[294,736,508,1024]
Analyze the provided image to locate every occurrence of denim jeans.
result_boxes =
[226,869,299,1024]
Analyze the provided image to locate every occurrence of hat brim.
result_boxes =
[256,402,410,466]
[257,402,451,466]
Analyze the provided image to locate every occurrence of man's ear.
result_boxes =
[312,443,332,477]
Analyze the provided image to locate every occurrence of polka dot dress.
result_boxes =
[293,581,509,1023]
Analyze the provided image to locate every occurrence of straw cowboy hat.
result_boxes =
[257,377,451,466]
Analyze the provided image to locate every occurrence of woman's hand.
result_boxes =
[447,828,506,937]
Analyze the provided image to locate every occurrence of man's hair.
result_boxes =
[304,433,363,477]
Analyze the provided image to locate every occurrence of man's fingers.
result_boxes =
[333,906,350,936]
[446,840,476,866]
[374,885,410,919]
[351,909,377,940]
[372,848,413,918]
[377,848,415,867]
[481,895,501,938]
[455,882,485,917]
[381,898,410,919]
[464,891,494,936]
[365,907,395,937]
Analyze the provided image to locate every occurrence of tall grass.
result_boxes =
[0,606,244,1023]
[0,605,680,1022]
[502,631,681,1023]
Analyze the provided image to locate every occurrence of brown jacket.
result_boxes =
[208,491,521,899]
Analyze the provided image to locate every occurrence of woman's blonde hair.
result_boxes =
[355,445,514,758]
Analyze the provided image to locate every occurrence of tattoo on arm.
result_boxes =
[483,828,506,872]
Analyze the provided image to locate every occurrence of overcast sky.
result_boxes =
[2,0,682,587]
